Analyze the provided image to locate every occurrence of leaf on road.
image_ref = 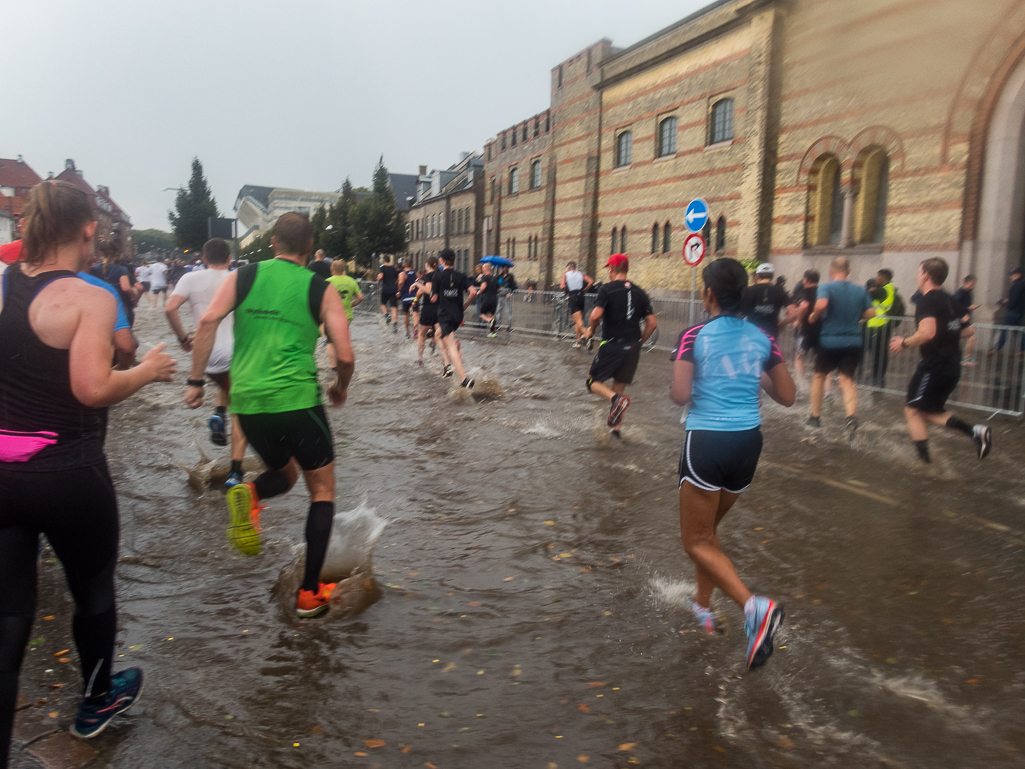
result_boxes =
[577,755,589,762]
[588,682,605,687]
[577,703,590,712]
[442,662,456,672]
[468,602,482,606]
[364,739,386,748]
[54,650,70,658]
[311,726,324,735]
[619,743,637,751]
[777,735,795,749]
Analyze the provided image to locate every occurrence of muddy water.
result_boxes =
[70,305,1025,768]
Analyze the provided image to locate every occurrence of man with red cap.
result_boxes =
[582,253,658,437]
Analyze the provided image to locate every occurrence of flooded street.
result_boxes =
[15,304,1025,769]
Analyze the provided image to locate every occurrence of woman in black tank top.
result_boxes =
[0,182,176,757]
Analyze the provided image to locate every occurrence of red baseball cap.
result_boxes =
[605,253,629,269]
[0,240,23,265]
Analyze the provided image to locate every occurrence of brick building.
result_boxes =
[405,153,484,274]
[473,0,1025,309]
[0,156,44,242]
[55,159,132,258]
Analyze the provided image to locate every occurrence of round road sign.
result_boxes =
[683,233,706,267]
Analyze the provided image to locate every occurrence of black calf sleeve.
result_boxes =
[301,502,335,593]
[946,415,974,437]
[914,440,930,463]
[254,469,291,500]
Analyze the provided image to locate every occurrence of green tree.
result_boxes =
[347,157,406,269]
[321,178,356,261]
[239,231,273,262]
[168,158,220,252]
[133,228,176,255]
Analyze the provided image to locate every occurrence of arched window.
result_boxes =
[805,154,843,247]
[662,222,672,254]
[620,226,627,254]
[709,99,734,145]
[657,116,677,158]
[616,131,633,167]
[531,159,542,190]
[853,148,889,244]
[509,167,519,195]
[611,227,618,254]
[651,223,659,254]
[716,216,726,252]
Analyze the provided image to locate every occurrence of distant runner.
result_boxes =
[561,261,594,349]
[741,262,789,339]
[670,257,795,670]
[889,258,992,463]
[478,262,499,337]
[582,254,657,437]
[398,260,418,339]
[148,258,169,308]
[326,260,363,370]
[430,248,476,388]
[165,238,250,487]
[414,257,451,371]
[378,255,400,331]
[135,262,151,301]
[184,212,355,618]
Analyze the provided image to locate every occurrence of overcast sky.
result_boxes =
[9,0,707,231]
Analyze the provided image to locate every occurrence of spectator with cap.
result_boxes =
[740,262,790,339]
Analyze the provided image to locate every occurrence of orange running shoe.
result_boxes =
[296,582,338,618]
[225,482,264,556]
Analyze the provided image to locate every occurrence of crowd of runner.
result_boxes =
[0,184,1005,763]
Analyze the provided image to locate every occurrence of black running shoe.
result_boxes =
[461,377,475,389]
[806,416,821,428]
[71,668,144,739]
[608,394,630,427]
[443,364,454,378]
[972,425,992,459]
[842,415,858,442]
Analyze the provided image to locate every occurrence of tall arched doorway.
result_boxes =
[974,50,1025,308]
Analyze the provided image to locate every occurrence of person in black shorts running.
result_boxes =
[478,262,500,337]
[561,261,594,348]
[398,261,418,339]
[889,258,992,463]
[413,256,451,371]
[430,249,477,388]
[582,254,657,437]
[1,181,176,755]
[378,255,400,331]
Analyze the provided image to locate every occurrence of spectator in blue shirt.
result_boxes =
[79,264,137,368]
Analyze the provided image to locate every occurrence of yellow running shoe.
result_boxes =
[226,482,263,556]
[296,582,337,618]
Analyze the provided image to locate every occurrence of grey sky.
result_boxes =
[10,0,706,231]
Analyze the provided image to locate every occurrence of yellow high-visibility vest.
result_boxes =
[868,282,896,328]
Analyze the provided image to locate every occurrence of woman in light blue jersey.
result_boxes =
[669,258,795,671]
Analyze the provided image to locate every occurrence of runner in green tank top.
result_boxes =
[184,212,355,618]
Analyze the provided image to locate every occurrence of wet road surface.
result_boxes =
[14,304,1025,768]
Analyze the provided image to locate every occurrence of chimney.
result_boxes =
[17,155,23,163]
[65,159,75,171]
[419,165,427,176]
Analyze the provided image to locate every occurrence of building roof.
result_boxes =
[55,166,97,196]
[388,173,419,211]
[0,157,43,190]
[235,185,275,211]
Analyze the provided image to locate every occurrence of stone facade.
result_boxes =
[405,154,484,274]
[468,0,1025,309]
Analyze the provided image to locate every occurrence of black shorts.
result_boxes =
[480,297,498,316]
[382,292,398,308]
[402,300,414,314]
[567,291,585,315]
[419,309,438,328]
[236,405,334,472]
[152,286,167,295]
[799,332,818,353]
[438,315,462,338]
[815,345,861,377]
[906,363,960,414]
[679,428,763,494]
[141,282,151,293]
[589,340,641,385]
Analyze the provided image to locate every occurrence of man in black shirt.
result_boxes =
[377,255,400,331]
[952,274,979,364]
[890,258,991,463]
[993,266,1024,352]
[478,262,500,337]
[308,249,332,280]
[430,248,477,388]
[582,254,657,436]
[785,270,820,392]
[740,263,789,338]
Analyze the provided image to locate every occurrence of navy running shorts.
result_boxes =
[589,340,641,385]
[679,428,763,494]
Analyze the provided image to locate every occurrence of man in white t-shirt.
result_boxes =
[164,239,248,486]
[560,261,594,349]
[149,259,169,307]
[136,263,152,301]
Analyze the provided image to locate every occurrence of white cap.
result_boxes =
[755,263,775,275]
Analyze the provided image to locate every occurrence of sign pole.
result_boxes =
[682,199,709,329]
[690,265,696,327]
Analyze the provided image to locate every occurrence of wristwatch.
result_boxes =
[187,378,205,388]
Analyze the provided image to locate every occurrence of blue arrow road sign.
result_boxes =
[684,199,709,232]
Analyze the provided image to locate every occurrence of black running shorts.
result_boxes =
[438,315,462,338]
[419,309,438,327]
[141,282,151,293]
[814,345,861,377]
[381,291,398,308]
[480,297,498,316]
[401,300,414,315]
[236,406,334,472]
[589,340,641,385]
[679,428,763,494]
[906,363,960,414]
[567,291,585,315]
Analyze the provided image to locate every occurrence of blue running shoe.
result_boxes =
[208,414,227,446]
[744,597,785,671]
[70,667,144,739]
[224,470,243,488]
[685,597,718,634]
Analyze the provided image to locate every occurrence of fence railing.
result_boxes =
[353,281,1025,418]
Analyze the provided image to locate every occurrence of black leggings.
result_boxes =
[0,463,120,764]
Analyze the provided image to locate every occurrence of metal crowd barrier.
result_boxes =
[352,281,1025,418]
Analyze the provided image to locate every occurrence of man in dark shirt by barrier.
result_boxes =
[890,258,991,463]
[741,262,789,338]
[430,248,477,388]
[952,274,979,364]
[377,255,400,331]
[993,266,1024,352]
[582,253,657,437]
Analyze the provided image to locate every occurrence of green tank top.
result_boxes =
[230,259,322,414]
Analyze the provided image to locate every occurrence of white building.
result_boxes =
[0,212,13,245]
[235,186,342,247]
